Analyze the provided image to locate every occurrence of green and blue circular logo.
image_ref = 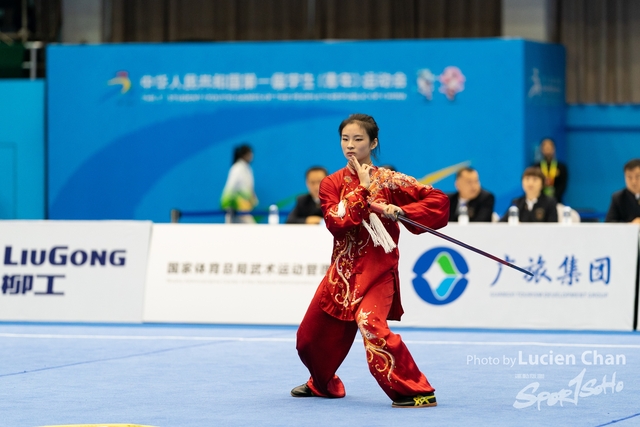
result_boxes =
[412,247,469,305]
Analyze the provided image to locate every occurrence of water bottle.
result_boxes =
[508,205,519,225]
[458,204,469,225]
[562,205,572,225]
[268,204,279,225]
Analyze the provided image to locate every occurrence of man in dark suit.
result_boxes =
[605,159,640,224]
[286,166,328,224]
[448,167,495,222]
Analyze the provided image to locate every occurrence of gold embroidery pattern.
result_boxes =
[328,229,365,308]
[326,180,369,308]
[329,232,354,308]
[366,168,428,204]
[327,168,423,312]
[357,310,396,382]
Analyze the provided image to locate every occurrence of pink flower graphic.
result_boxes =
[439,66,466,101]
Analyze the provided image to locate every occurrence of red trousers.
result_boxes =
[296,273,435,401]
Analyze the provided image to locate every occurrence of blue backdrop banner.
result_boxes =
[47,39,565,222]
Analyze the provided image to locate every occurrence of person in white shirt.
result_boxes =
[220,144,258,223]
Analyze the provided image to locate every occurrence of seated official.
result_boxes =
[605,158,640,224]
[535,137,568,203]
[501,167,558,222]
[448,167,495,222]
[286,166,328,224]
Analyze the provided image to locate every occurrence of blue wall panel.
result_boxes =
[523,42,566,163]
[565,105,640,214]
[0,80,45,219]
[0,144,16,218]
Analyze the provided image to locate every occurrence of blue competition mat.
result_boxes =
[1,323,638,427]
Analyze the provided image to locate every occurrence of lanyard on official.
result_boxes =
[540,160,558,186]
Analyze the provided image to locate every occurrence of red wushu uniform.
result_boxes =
[296,165,449,401]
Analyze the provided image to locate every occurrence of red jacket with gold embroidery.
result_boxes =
[318,166,449,321]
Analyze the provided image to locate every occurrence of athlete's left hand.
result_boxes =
[381,203,404,220]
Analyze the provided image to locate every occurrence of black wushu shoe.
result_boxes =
[290,383,315,397]
[391,393,437,408]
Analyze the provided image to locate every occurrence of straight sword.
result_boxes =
[370,202,533,277]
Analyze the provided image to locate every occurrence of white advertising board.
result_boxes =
[397,224,639,331]
[143,224,333,324]
[0,221,152,322]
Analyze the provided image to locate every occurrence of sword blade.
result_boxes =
[397,214,533,277]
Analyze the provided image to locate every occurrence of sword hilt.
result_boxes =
[369,202,400,219]
[369,202,385,214]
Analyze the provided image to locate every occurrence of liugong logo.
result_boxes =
[1,246,127,296]
[3,246,126,267]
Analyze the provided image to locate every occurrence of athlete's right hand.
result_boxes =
[348,157,371,188]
